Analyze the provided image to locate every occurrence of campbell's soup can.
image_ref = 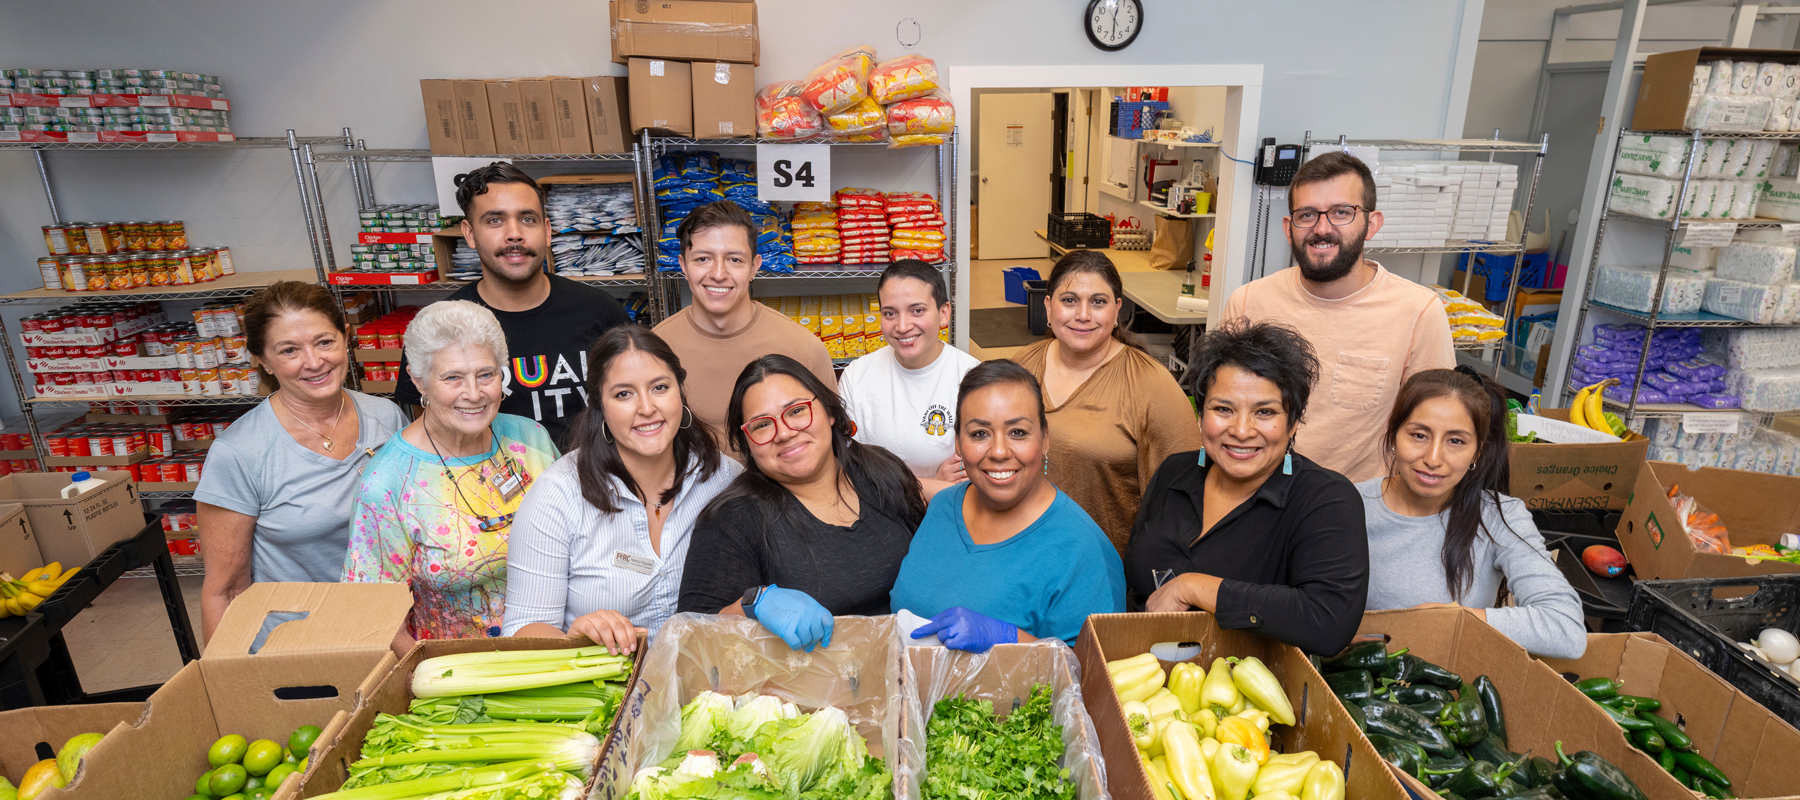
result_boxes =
[134,369,158,384]
[182,461,202,482]
[80,344,107,360]
[111,339,137,357]
[148,428,172,454]
[160,461,184,482]
[87,431,113,457]
[197,369,222,396]
[110,432,134,455]
[157,368,180,384]
[38,315,64,334]
[178,369,200,395]
[19,315,43,335]
[45,434,67,458]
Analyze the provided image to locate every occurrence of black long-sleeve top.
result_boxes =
[1124,451,1370,655]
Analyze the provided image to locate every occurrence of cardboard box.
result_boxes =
[1775,414,1800,438]
[485,80,528,155]
[1074,613,1407,800]
[1356,608,1681,800]
[517,79,559,154]
[0,702,145,799]
[1543,632,1800,800]
[70,583,408,800]
[610,0,760,66]
[0,504,40,587]
[1509,408,1650,512]
[549,77,594,154]
[419,79,461,155]
[0,471,141,568]
[627,59,692,135]
[452,79,498,155]
[1618,461,1800,580]
[582,76,632,153]
[1635,48,1800,132]
[297,633,645,799]
[690,61,754,139]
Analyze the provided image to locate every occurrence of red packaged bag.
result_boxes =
[834,187,886,208]
[886,90,954,136]
[757,81,826,140]
[868,54,940,104]
[893,248,945,262]
[801,45,877,114]
[825,97,885,138]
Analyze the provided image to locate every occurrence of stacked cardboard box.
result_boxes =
[612,0,759,138]
[420,76,632,155]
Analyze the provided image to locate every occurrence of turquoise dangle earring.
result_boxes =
[1196,447,1206,466]
[1043,455,1050,475]
[1282,438,1295,475]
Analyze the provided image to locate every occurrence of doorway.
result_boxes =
[975,91,1056,260]
[1050,91,1069,215]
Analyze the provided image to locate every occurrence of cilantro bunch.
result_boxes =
[923,684,1075,800]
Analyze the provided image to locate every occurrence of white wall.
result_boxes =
[0,0,1488,418]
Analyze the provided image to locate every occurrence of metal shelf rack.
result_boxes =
[1300,131,1550,389]
[1561,128,1800,424]
[0,130,346,467]
[640,130,960,342]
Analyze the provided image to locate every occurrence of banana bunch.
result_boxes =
[0,563,78,618]
[1569,379,1629,437]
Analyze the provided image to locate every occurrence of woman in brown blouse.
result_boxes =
[1012,251,1202,556]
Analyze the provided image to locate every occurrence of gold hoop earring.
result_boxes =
[601,424,614,444]
[680,406,694,429]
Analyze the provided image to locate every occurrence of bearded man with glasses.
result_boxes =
[1220,151,1454,482]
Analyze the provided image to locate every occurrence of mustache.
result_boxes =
[1304,231,1342,246]
[493,245,538,257]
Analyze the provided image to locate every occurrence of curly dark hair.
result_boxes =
[453,162,544,217]
[1188,319,1321,426]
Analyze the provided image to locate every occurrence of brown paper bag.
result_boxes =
[1149,215,1194,270]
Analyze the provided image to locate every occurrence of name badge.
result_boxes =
[484,457,526,502]
[613,551,656,575]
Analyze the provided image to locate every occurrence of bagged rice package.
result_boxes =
[756,81,826,140]
[801,44,877,114]
[868,54,940,104]
[886,90,954,136]
[825,96,886,137]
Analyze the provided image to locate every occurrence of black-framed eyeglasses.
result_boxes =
[741,399,816,445]
[1290,204,1367,228]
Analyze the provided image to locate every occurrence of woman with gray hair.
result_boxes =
[345,300,559,650]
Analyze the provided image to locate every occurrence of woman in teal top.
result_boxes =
[345,301,559,649]
[890,360,1125,650]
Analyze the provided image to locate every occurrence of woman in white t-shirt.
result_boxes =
[839,260,980,499]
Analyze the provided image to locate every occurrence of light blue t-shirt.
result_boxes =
[195,390,409,583]
[890,482,1125,643]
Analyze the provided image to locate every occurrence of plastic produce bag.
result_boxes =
[599,613,923,800]
[1667,484,1732,553]
[826,96,887,138]
[905,641,1109,800]
[756,81,827,140]
[802,44,878,114]
[868,55,941,104]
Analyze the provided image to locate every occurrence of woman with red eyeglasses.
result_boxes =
[677,355,927,652]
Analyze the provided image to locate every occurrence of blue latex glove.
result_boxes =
[753,585,834,652]
[912,606,1018,653]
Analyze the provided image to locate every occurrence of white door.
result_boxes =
[977,92,1055,260]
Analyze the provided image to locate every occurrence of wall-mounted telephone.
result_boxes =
[1253,137,1301,186]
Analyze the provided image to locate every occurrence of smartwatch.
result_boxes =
[740,585,767,620]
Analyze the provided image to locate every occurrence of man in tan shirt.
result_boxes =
[1221,151,1454,483]
[654,201,836,451]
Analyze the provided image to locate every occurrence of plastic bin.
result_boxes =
[1625,575,1800,729]
[1025,279,1049,335]
[1108,100,1170,138]
[1047,212,1111,249]
[1003,266,1041,305]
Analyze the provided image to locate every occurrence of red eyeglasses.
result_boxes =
[741,398,817,445]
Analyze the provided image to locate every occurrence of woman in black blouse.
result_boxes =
[1125,320,1369,655]
[678,355,927,652]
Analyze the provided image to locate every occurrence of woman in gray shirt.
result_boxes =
[1360,366,1586,659]
[195,282,407,643]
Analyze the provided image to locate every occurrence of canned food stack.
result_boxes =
[355,306,420,388]
[37,220,236,293]
[359,204,446,234]
[21,300,264,400]
[160,500,200,561]
[0,433,41,476]
[0,68,231,136]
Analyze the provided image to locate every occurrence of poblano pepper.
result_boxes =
[1327,670,1374,704]
[1383,682,1454,708]
[1442,759,1523,799]
[1552,741,1651,800]
[1367,734,1427,779]
[1437,682,1490,747]
[1473,676,1507,748]
[1321,641,1396,673]
[1341,701,1367,733]
[1516,755,1557,789]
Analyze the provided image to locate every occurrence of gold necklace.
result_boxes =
[282,391,348,451]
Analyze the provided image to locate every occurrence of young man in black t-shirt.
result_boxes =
[394,163,630,447]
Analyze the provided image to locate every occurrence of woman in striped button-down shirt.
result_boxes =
[503,326,740,651]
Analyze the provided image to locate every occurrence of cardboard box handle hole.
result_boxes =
[1602,482,1613,490]
[274,685,340,701]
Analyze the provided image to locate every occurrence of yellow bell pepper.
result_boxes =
[1146,692,1185,721]
[1200,657,1240,716]
[1124,700,1160,751]
[1234,708,1271,734]
[1251,756,1314,796]
[1214,715,1269,764]
[1192,708,1219,739]
[1210,743,1260,800]
[1161,719,1216,800]
[1228,656,1297,726]
[1143,754,1177,800]
[1169,662,1206,715]
[1300,760,1346,800]
[1267,751,1320,768]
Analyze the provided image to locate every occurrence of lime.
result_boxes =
[297,757,309,774]
[282,747,297,765]
[209,763,248,797]
[221,795,246,800]
[196,768,216,796]
[287,725,322,757]
[242,739,282,776]
[207,734,248,768]
[247,790,273,800]
[185,795,209,800]
[265,763,297,789]
[244,774,264,790]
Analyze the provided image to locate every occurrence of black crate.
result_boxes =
[1047,212,1111,249]
[1626,575,1800,728]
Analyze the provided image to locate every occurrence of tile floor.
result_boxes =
[72,249,1160,693]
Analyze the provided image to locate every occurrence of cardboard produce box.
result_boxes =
[594,613,916,800]
[0,503,42,579]
[485,79,529,155]
[0,702,146,799]
[1617,461,1800,579]
[452,79,498,155]
[1509,409,1649,512]
[1356,608,1680,800]
[1543,632,1800,800]
[691,60,754,139]
[289,632,646,799]
[628,58,693,135]
[610,0,759,66]
[67,582,409,799]
[419,79,461,155]
[1634,48,1800,132]
[1074,612,1406,800]
[583,76,632,153]
[0,470,140,568]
